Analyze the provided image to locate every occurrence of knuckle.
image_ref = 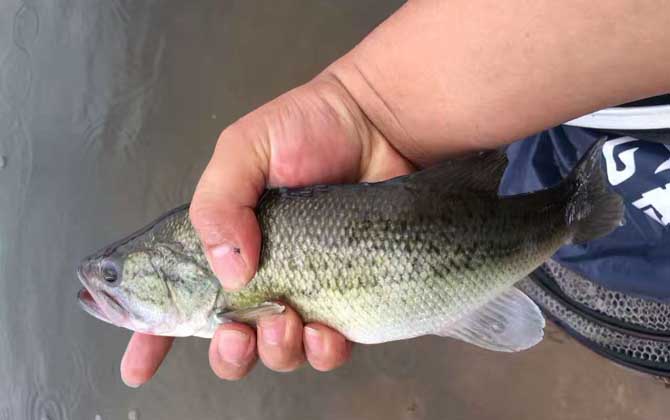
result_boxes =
[188,204,215,228]
[215,126,238,148]
[188,206,229,244]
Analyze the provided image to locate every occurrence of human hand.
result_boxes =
[119,0,670,386]
[119,72,416,386]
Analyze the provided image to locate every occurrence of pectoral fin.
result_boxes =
[216,302,286,325]
[438,287,545,352]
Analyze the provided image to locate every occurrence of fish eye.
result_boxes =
[101,260,119,284]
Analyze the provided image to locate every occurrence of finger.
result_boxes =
[303,323,352,372]
[190,121,268,291]
[120,333,174,388]
[257,305,305,372]
[209,323,257,381]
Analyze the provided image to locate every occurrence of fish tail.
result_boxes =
[564,137,625,244]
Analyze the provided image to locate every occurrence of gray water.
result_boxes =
[0,1,667,419]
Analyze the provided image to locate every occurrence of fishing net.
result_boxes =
[519,261,670,377]
[541,259,670,333]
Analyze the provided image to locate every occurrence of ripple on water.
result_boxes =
[0,405,11,420]
[13,4,39,51]
[25,389,68,420]
[0,49,32,105]
[0,96,16,129]
[68,343,97,404]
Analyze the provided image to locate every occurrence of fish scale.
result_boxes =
[77,140,623,352]
[220,184,560,343]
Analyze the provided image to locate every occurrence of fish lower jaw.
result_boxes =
[77,288,113,324]
[77,287,131,328]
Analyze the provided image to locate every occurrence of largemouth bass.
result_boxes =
[77,139,623,352]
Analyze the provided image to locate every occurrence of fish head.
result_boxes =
[77,210,220,337]
[77,248,175,335]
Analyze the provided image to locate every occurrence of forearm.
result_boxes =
[329,0,670,164]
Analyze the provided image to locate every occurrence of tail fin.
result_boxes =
[565,138,624,244]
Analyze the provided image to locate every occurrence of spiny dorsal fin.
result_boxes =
[263,149,508,201]
[437,286,545,352]
[404,149,508,194]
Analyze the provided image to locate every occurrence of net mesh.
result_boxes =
[541,259,670,333]
[518,277,670,366]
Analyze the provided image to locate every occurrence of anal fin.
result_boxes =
[438,287,545,352]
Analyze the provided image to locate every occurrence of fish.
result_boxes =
[76,138,624,352]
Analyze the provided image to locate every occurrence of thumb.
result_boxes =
[190,116,270,291]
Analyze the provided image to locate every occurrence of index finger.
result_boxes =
[120,333,174,388]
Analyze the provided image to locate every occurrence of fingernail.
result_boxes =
[209,244,247,290]
[120,351,142,388]
[121,377,141,389]
[304,326,324,355]
[218,329,251,366]
[259,315,286,346]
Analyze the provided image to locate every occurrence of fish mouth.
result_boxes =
[77,287,112,323]
[76,264,126,325]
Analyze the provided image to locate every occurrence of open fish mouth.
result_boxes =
[76,264,125,325]
[77,287,112,323]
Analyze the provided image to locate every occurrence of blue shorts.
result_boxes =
[501,126,670,303]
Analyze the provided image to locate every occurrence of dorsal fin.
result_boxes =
[261,149,508,201]
[404,149,508,194]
